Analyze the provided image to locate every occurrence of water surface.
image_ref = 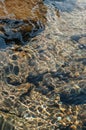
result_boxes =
[0,0,86,129]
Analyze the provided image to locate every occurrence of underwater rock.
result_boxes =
[0,0,47,46]
[0,0,47,22]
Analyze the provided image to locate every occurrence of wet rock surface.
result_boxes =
[0,0,86,130]
[0,0,47,48]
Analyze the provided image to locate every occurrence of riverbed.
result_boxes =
[0,0,86,130]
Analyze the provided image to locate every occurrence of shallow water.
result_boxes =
[0,0,86,130]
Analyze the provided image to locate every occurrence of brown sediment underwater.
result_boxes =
[0,0,47,22]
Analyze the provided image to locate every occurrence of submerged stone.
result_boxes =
[0,0,47,47]
[0,0,47,22]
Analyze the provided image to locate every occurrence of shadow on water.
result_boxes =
[44,0,77,12]
[60,80,86,105]
[60,91,86,105]
[0,19,45,49]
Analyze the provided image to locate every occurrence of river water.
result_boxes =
[0,0,86,130]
